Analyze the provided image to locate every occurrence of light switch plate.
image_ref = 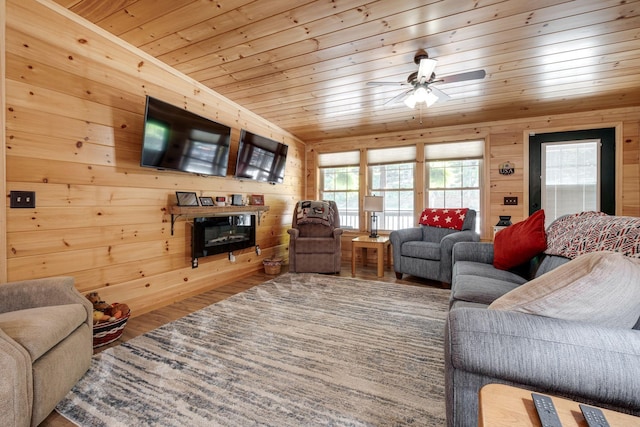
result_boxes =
[504,196,518,205]
[10,191,36,208]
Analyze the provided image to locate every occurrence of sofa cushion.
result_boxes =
[0,303,87,361]
[295,237,336,253]
[451,274,523,306]
[493,209,547,271]
[489,252,640,328]
[401,241,440,260]
[453,261,529,285]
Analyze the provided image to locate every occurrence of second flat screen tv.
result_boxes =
[140,96,231,177]
[234,130,288,184]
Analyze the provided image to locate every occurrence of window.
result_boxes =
[368,146,416,231]
[425,141,483,232]
[542,140,600,227]
[318,151,360,229]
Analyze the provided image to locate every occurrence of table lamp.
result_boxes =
[363,195,384,238]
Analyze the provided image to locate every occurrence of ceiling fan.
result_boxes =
[367,50,486,109]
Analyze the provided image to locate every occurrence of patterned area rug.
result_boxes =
[57,273,450,426]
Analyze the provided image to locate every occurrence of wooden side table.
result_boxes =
[479,383,640,426]
[351,236,391,278]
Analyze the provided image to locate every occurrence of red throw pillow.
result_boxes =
[493,209,547,270]
[419,208,469,230]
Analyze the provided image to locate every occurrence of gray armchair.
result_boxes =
[288,200,343,273]
[0,276,93,427]
[390,209,478,285]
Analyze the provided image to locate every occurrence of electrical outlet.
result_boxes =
[191,258,198,268]
[504,196,518,205]
[255,245,261,255]
[10,191,36,208]
[228,252,236,262]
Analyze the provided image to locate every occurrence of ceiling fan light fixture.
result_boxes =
[404,93,417,109]
[425,90,439,107]
[414,86,428,103]
[405,86,438,109]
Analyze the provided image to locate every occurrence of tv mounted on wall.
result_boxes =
[140,96,231,177]
[234,129,288,184]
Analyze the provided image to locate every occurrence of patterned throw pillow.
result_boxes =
[419,208,469,230]
[545,211,640,259]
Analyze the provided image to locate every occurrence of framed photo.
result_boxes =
[250,194,264,206]
[231,194,243,206]
[176,191,199,207]
[199,196,214,206]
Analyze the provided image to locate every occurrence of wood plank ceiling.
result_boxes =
[53,0,640,142]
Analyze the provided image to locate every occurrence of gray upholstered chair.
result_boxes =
[0,276,93,427]
[390,209,479,285]
[287,200,343,273]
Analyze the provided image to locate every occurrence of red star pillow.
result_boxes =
[419,208,469,230]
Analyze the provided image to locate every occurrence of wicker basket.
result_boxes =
[92,310,131,348]
[263,258,283,275]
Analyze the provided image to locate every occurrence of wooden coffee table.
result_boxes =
[479,383,640,426]
[351,236,391,278]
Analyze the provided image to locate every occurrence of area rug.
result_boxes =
[56,273,450,426]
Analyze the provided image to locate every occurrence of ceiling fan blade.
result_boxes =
[438,69,486,84]
[429,86,450,101]
[384,89,413,106]
[366,81,410,87]
[417,58,437,82]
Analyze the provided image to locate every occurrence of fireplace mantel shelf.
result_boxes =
[169,205,270,234]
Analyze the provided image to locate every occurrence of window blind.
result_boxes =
[318,150,360,167]
[424,140,483,160]
[367,146,417,165]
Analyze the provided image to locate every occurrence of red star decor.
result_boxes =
[419,208,469,230]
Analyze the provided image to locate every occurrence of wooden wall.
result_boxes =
[308,107,640,242]
[2,0,305,315]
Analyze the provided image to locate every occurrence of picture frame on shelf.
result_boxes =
[231,194,243,206]
[199,196,214,206]
[250,194,265,206]
[176,191,199,207]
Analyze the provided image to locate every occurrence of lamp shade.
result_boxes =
[363,196,384,212]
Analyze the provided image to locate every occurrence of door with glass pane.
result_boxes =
[529,128,615,223]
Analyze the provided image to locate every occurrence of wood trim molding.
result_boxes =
[1,0,7,282]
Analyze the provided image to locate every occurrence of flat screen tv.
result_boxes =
[234,130,288,184]
[140,96,231,177]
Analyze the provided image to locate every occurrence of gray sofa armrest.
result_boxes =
[389,227,423,267]
[0,329,32,427]
[287,228,300,239]
[447,308,640,409]
[439,231,480,283]
[0,277,92,329]
[452,241,494,265]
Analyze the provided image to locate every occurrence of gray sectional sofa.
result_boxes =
[445,222,640,426]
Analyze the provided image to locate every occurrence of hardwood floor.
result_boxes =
[40,262,445,427]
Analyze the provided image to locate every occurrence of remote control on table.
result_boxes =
[531,393,563,427]
[579,404,611,427]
